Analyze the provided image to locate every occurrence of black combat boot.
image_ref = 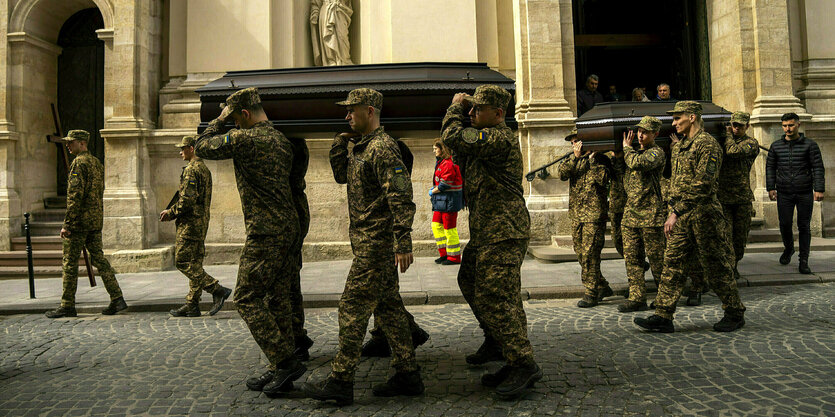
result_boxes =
[361,336,391,357]
[634,314,674,333]
[799,259,812,274]
[617,300,648,313]
[577,295,598,308]
[466,335,504,365]
[434,255,447,264]
[245,370,274,391]
[45,306,77,319]
[101,297,128,315]
[713,314,745,332]
[481,364,512,387]
[779,247,795,265]
[294,334,314,361]
[598,284,614,300]
[412,327,430,348]
[685,291,702,306]
[372,368,425,397]
[208,286,232,316]
[263,357,306,396]
[302,377,354,406]
[169,304,200,317]
[495,362,543,399]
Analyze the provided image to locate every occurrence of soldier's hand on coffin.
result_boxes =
[573,140,583,158]
[452,93,471,105]
[623,130,635,149]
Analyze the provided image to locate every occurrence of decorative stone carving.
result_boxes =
[310,0,354,66]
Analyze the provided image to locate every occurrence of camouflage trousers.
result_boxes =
[622,226,665,302]
[289,237,306,341]
[457,239,534,366]
[572,222,610,298]
[174,237,220,305]
[723,202,754,279]
[654,207,746,320]
[369,310,421,341]
[330,255,416,382]
[609,211,624,256]
[61,230,123,308]
[235,234,296,369]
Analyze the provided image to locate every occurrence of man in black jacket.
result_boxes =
[766,113,825,274]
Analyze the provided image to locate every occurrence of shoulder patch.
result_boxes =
[462,128,480,144]
[391,173,409,191]
[393,166,405,175]
[706,154,718,175]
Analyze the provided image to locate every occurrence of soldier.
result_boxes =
[634,101,746,333]
[440,85,541,399]
[194,88,305,397]
[607,149,626,257]
[558,129,615,308]
[160,136,232,317]
[618,117,666,312]
[287,136,315,360]
[303,88,423,406]
[45,130,127,318]
[718,111,760,281]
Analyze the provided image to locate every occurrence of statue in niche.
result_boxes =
[310,0,354,66]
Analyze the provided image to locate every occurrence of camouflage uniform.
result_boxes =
[170,138,220,305]
[328,88,417,382]
[654,101,745,320]
[288,137,310,341]
[558,149,611,299]
[60,130,124,307]
[621,117,666,302]
[607,152,626,256]
[442,85,535,367]
[717,111,759,280]
[194,88,299,369]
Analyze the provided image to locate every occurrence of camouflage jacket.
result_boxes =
[289,137,311,239]
[441,103,530,246]
[622,143,666,228]
[558,153,609,223]
[607,152,626,213]
[330,126,415,256]
[171,159,212,241]
[195,119,299,239]
[63,151,104,232]
[717,133,759,205]
[668,129,723,217]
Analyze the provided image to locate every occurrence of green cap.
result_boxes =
[465,84,511,110]
[633,116,662,132]
[175,136,196,148]
[223,87,261,112]
[336,88,383,109]
[666,100,703,116]
[730,111,750,124]
[62,129,90,142]
[564,127,578,141]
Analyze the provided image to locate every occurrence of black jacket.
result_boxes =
[577,89,603,116]
[766,134,825,194]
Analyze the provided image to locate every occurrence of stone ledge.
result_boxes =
[108,245,174,273]
[745,273,822,287]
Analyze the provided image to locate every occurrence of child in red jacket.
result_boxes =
[430,139,464,264]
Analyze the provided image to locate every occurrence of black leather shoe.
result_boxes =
[577,296,598,308]
[440,259,460,265]
[466,336,503,365]
[634,314,675,333]
[302,378,354,406]
[618,301,648,313]
[294,334,314,361]
[246,370,274,391]
[169,304,200,317]
[713,315,745,332]
[434,256,447,264]
[685,292,702,307]
[101,297,127,315]
[779,248,795,265]
[799,259,812,274]
[45,306,77,318]
[412,327,430,348]
[372,368,424,397]
[263,358,306,396]
[481,365,512,387]
[495,362,543,399]
[361,336,391,357]
[208,286,232,316]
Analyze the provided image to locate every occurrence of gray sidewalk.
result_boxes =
[2,251,834,314]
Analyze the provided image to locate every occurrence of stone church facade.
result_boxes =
[0,0,832,271]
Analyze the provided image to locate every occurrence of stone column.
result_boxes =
[0,0,21,250]
[513,0,576,243]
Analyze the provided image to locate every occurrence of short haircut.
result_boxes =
[587,74,599,82]
[371,106,382,117]
[781,112,800,122]
[238,102,264,113]
[657,83,670,90]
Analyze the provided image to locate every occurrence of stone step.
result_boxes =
[0,250,64,267]
[0,266,96,280]
[43,196,67,210]
[21,221,62,237]
[10,236,63,251]
[25,209,66,223]
[553,225,782,249]
[747,229,783,243]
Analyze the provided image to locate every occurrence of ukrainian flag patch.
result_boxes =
[394,166,404,174]
[224,134,231,144]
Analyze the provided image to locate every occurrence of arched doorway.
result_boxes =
[56,8,105,196]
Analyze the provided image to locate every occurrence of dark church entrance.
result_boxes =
[572,0,711,104]
[56,8,105,196]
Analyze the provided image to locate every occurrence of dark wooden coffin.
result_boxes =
[575,101,732,152]
[196,62,517,135]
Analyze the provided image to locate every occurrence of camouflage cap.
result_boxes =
[175,135,196,148]
[465,85,511,110]
[666,100,703,116]
[62,129,90,142]
[223,87,261,112]
[564,127,578,141]
[730,111,750,124]
[633,116,662,132]
[335,88,383,109]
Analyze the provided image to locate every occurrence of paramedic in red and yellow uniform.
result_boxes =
[430,138,464,264]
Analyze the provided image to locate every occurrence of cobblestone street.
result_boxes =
[1,283,833,417]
